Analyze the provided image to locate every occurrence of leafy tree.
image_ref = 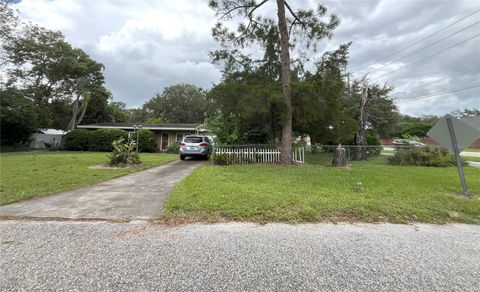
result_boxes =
[106,101,130,123]
[450,108,480,118]
[127,108,148,123]
[293,43,358,145]
[1,4,108,130]
[392,115,438,138]
[209,0,339,164]
[145,117,165,124]
[143,84,207,123]
[81,89,111,124]
[0,88,36,145]
[206,81,285,144]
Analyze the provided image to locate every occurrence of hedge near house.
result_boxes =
[64,128,156,152]
[138,129,157,152]
[88,128,127,151]
[63,129,92,151]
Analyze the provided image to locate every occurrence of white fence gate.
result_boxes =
[213,146,305,165]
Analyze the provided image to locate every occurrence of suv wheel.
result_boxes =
[180,155,186,160]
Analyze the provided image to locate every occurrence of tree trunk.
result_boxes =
[332,144,347,167]
[276,0,292,165]
[76,94,90,127]
[68,97,80,130]
[354,87,368,160]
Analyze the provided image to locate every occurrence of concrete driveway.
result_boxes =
[0,160,201,220]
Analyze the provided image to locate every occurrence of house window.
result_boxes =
[176,134,184,143]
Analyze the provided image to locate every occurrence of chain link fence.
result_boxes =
[304,144,447,165]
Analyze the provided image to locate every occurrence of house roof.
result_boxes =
[78,122,206,131]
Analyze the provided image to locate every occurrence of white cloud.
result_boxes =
[11,0,480,116]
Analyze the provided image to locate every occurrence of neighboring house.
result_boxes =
[30,129,68,150]
[77,122,208,151]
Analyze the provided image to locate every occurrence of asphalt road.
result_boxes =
[1,221,479,291]
[0,160,201,220]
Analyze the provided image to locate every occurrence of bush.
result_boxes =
[138,129,157,152]
[366,130,382,156]
[63,129,92,151]
[167,143,180,153]
[388,146,461,167]
[89,128,127,152]
[213,153,235,165]
[213,152,254,165]
[108,138,141,166]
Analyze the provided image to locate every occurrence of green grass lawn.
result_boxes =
[164,157,480,224]
[0,151,177,206]
[464,156,480,162]
[464,148,480,152]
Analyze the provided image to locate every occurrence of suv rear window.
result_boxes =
[184,137,203,143]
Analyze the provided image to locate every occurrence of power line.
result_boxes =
[395,83,480,103]
[353,9,480,76]
[371,33,480,82]
[370,21,480,75]
[393,72,480,93]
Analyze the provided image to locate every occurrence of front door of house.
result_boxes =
[161,133,169,150]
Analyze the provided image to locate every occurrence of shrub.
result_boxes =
[366,130,382,156]
[89,128,127,151]
[213,152,253,164]
[138,129,157,152]
[388,146,462,167]
[108,138,141,166]
[63,129,92,151]
[213,153,235,165]
[167,143,180,153]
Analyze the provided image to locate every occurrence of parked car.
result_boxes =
[392,139,425,150]
[179,135,213,160]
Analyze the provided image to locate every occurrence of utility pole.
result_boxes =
[354,87,368,160]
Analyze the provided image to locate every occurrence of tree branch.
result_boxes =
[284,1,306,28]
[248,0,269,19]
[219,0,269,20]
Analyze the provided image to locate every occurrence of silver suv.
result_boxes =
[179,135,213,160]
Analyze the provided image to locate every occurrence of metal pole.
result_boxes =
[136,127,140,153]
[446,116,469,197]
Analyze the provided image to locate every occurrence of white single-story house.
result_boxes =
[77,122,209,151]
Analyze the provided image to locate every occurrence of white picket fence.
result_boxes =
[291,147,305,164]
[213,146,305,165]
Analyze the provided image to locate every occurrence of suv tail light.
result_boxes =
[199,143,208,147]
[180,142,186,146]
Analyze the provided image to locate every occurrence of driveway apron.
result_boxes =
[0,160,201,220]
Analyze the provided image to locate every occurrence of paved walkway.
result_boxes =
[467,161,480,168]
[462,151,480,157]
[1,221,478,291]
[0,160,201,220]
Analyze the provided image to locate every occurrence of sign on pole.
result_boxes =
[427,115,480,197]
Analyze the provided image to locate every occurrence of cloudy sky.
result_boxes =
[10,0,480,116]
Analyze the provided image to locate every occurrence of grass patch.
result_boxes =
[164,159,480,224]
[0,151,177,205]
[463,156,480,162]
[464,148,480,152]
